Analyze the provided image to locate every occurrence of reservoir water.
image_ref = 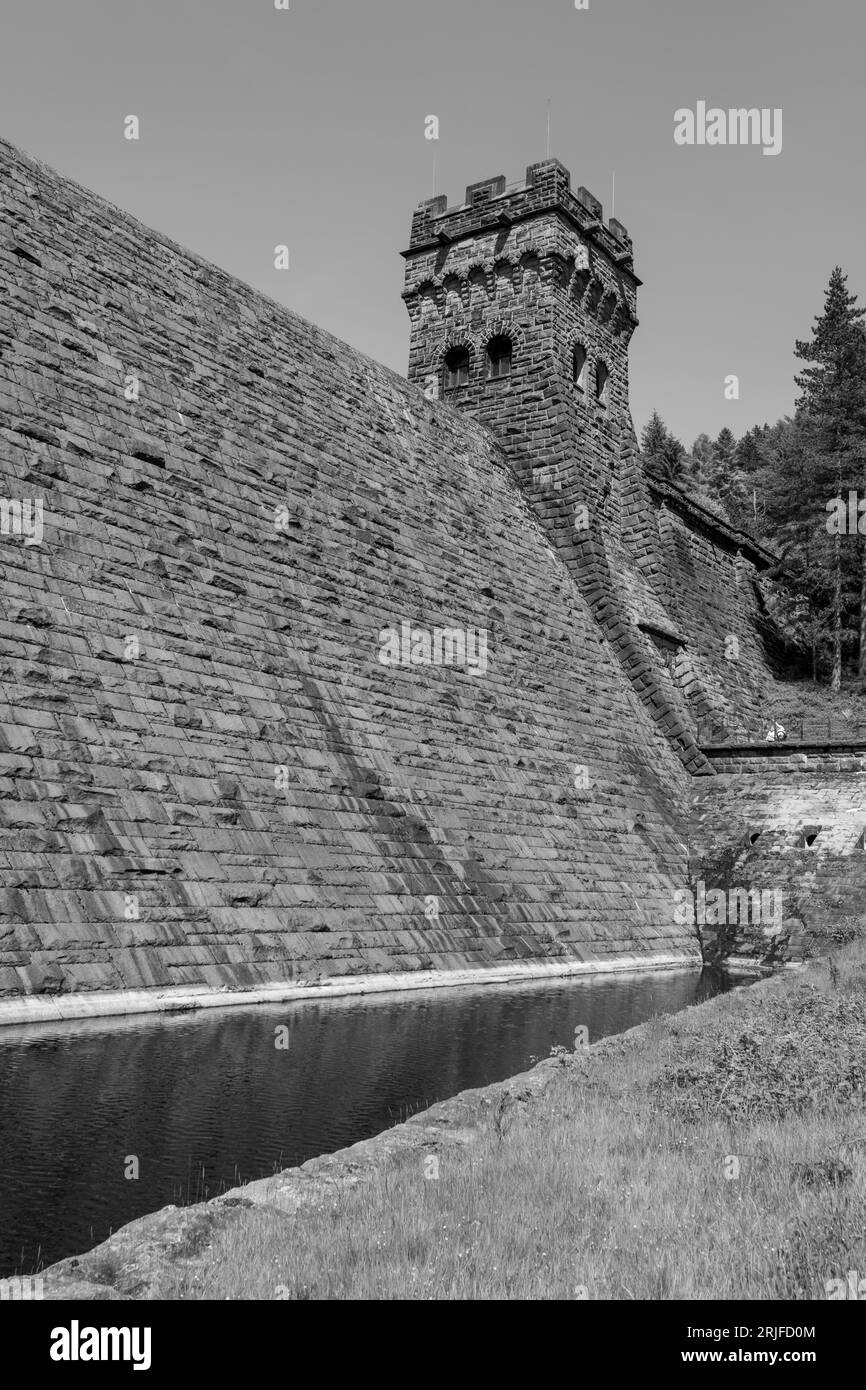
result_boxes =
[0,967,736,1275]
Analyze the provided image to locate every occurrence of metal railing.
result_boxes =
[697,714,866,748]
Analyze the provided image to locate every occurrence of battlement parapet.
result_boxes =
[405,158,637,279]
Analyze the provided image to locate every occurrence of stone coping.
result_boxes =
[703,741,866,756]
[0,952,701,1031]
[645,474,778,569]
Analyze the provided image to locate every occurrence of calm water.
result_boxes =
[0,967,735,1275]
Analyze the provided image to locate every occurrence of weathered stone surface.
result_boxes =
[0,138,711,1006]
[3,140,853,996]
[691,750,866,963]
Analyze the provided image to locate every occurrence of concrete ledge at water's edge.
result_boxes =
[0,951,702,1030]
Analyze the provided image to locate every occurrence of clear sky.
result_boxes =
[1,0,864,447]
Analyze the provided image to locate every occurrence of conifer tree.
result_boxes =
[794,267,866,687]
[660,432,686,477]
[640,411,669,460]
[641,411,687,481]
[734,429,763,473]
[757,418,836,680]
[715,427,736,463]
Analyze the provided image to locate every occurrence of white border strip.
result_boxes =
[0,951,701,1029]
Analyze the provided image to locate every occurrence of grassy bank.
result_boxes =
[131,944,865,1301]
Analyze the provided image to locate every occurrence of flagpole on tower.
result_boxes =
[546,99,551,159]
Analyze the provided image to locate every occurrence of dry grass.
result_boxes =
[153,945,866,1300]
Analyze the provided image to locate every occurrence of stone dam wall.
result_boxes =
[0,137,709,1017]
[2,138,861,1014]
[644,479,789,731]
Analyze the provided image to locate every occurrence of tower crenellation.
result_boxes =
[402,158,640,509]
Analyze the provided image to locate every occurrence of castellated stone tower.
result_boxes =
[401,158,640,508]
[401,158,711,769]
[403,160,768,776]
[402,164,792,777]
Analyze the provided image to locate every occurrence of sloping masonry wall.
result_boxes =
[0,137,706,1018]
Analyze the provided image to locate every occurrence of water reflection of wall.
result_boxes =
[0,968,719,1275]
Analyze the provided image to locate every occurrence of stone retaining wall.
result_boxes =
[0,137,703,1009]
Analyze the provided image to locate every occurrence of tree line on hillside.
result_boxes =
[640,267,866,689]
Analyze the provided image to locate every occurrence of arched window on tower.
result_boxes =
[443,346,471,391]
[573,344,588,392]
[596,360,610,408]
[486,335,512,381]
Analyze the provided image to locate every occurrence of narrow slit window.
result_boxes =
[486,335,512,380]
[443,346,470,390]
[596,360,610,408]
[573,344,588,392]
